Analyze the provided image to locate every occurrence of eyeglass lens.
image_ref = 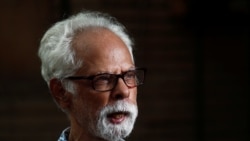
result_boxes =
[92,69,145,91]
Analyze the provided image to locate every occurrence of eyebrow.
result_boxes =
[89,67,136,76]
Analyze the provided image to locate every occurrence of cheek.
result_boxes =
[75,83,105,106]
[130,88,138,103]
[77,89,110,115]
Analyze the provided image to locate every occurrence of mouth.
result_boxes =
[107,111,129,124]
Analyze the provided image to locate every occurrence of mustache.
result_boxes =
[99,101,138,118]
[94,101,138,141]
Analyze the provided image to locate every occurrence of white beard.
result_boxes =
[92,101,138,141]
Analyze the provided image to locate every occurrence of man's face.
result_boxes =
[68,28,137,141]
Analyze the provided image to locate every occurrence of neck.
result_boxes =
[69,118,106,141]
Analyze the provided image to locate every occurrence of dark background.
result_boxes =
[0,0,248,141]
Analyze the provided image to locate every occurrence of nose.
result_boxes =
[111,78,130,100]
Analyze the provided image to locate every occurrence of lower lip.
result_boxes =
[108,114,126,124]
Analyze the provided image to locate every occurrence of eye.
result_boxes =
[125,71,136,79]
[93,74,111,85]
[124,71,137,86]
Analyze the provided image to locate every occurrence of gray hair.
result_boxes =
[38,11,134,91]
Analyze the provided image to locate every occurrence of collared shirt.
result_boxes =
[58,127,70,141]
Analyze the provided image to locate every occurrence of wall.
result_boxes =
[0,0,248,141]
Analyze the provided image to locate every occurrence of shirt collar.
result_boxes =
[58,127,70,141]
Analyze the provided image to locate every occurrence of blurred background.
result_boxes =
[0,0,248,141]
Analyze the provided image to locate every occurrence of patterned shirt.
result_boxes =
[58,127,70,141]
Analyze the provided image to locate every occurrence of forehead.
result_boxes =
[72,27,128,54]
[72,27,134,73]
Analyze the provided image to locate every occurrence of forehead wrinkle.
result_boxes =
[72,27,134,75]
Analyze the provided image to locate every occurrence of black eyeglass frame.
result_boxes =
[63,68,146,92]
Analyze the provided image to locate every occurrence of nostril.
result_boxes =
[114,94,124,100]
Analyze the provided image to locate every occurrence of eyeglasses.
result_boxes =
[64,68,146,92]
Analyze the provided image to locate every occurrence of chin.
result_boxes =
[93,101,138,141]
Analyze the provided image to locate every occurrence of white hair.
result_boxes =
[38,11,134,92]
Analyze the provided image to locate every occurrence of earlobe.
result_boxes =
[49,78,71,110]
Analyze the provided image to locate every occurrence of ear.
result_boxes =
[49,78,72,110]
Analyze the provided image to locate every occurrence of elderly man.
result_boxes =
[38,10,146,141]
